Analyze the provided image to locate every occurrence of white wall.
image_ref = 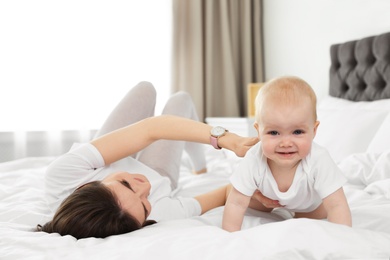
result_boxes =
[0,0,172,131]
[263,0,390,100]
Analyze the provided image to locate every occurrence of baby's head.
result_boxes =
[254,76,317,125]
[254,76,319,166]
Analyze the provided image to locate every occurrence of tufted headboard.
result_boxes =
[329,32,390,101]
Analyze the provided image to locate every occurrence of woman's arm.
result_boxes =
[194,184,233,214]
[323,188,352,227]
[195,184,285,214]
[91,115,259,165]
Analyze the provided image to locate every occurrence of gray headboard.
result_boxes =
[329,32,390,101]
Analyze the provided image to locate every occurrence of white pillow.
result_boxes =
[367,113,390,153]
[319,95,390,110]
[315,96,390,163]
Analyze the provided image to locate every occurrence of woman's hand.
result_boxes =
[234,135,259,157]
[219,133,259,157]
[252,190,283,209]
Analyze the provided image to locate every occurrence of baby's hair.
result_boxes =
[254,76,317,124]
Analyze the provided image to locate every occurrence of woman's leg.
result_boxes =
[94,81,156,138]
[137,91,206,189]
[94,82,156,157]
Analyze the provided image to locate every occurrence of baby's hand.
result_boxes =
[253,190,283,208]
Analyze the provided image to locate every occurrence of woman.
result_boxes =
[37,81,260,239]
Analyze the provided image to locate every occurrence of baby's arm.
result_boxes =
[323,187,352,227]
[222,187,251,232]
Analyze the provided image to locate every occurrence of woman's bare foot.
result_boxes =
[193,167,207,174]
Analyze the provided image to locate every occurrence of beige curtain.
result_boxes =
[171,0,264,120]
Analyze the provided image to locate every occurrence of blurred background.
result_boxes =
[1,0,389,162]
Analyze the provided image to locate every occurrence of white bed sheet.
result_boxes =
[1,147,390,260]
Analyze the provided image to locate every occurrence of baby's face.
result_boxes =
[255,98,319,170]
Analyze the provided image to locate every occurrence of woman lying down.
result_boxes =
[37,82,261,239]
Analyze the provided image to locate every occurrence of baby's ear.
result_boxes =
[253,122,261,140]
[253,122,261,135]
[313,121,320,136]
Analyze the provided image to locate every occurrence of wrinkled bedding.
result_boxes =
[1,146,390,259]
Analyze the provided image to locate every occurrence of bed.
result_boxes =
[1,32,390,259]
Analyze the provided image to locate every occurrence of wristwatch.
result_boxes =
[210,126,228,149]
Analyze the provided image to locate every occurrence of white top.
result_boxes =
[45,143,201,221]
[230,142,347,212]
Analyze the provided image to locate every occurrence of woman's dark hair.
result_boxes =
[36,181,156,239]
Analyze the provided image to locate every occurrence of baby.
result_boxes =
[222,76,352,232]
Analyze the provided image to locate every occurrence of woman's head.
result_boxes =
[37,176,155,239]
[101,172,152,225]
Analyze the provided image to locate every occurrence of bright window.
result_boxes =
[0,0,171,131]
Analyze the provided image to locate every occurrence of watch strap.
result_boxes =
[210,136,221,149]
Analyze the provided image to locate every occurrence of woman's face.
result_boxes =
[101,172,152,225]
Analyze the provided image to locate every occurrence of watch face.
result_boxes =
[211,126,226,136]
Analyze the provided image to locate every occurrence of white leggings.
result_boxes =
[94,81,206,188]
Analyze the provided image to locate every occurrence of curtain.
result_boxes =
[0,130,97,163]
[171,0,264,120]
